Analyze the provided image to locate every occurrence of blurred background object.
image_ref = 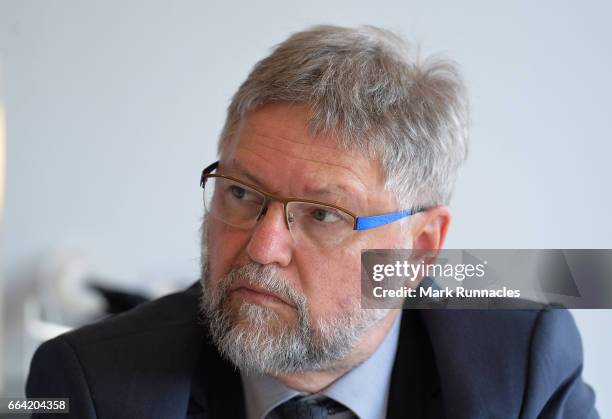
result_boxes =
[0,57,6,394]
[0,0,611,416]
[0,60,5,212]
[3,249,171,396]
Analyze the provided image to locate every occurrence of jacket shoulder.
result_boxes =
[58,281,203,346]
[521,309,598,418]
[419,306,597,418]
[26,282,207,419]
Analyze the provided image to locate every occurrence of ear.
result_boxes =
[410,206,452,251]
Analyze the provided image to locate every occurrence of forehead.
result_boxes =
[220,102,385,198]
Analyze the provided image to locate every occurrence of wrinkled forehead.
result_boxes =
[218,103,388,202]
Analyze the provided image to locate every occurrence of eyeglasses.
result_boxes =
[200,161,420,247]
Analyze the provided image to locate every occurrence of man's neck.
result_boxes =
[272,309,400,393]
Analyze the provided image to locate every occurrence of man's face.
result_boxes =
[200,102,408,373]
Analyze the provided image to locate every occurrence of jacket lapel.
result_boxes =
[386,311,443,419]
[188,329,246,419]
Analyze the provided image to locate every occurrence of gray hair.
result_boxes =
[217,25,469,209]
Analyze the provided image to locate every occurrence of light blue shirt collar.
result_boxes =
[241,313,402,419]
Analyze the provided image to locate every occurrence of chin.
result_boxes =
[229,299,296,333]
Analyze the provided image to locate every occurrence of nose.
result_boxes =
[246,201,294,267]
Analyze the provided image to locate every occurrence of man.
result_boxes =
[26,25,598,418]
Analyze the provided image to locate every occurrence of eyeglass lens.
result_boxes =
[203,177,354,246]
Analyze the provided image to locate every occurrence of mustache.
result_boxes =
[214,263,306,309]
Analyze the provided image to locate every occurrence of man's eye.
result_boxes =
[228,185,261,204]
[230,186,246,199]
[311,208,342,223]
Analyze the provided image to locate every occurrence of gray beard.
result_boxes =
[198,218,388,374]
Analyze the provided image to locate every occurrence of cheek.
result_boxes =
[363,224,409,249]
[302,231,406,316]
[338,247,365,305]
[297,247,363,317]
[207,220,249,284]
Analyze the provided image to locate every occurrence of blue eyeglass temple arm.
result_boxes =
[200,161,419,231]
[354,210,416,230]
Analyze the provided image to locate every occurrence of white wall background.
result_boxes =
[1,0,610,415]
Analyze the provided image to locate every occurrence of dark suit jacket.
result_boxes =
[26,282,599,418]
